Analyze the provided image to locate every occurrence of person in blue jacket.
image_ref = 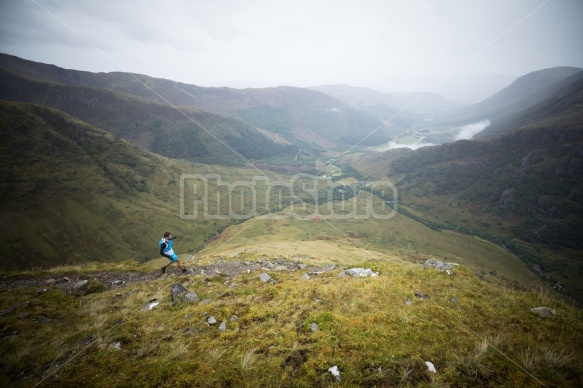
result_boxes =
[159,231,187,274]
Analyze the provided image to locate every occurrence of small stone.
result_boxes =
[259,273,272,283]
[450,297,458,304]
[0,307,15,316]
[207,316,217,325]
[109,342,122,351]
[45,278,57,285]
[183,291,200,303]
[531,307,556,317]
[37,316,52,324]
[199,298,212,305]
[414,290,429,300]
[405,298,412,305]
[301,274,310,280]
[309,322,319,332]
[219,322,227,331]
[229,315,239,322]
[425,361,437,373]
[298,264,308,269]
[73,280,89,290]
[328,365,341,381]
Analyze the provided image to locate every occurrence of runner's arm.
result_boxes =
[159,242,173,259]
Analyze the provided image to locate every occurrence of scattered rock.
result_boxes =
[207,316,217,325]
[109,342,122,351]
[328,365,341,381]
[0,331,18,339]
[219,322,227,331]
[259,273,273,283]
[338,268,378,278]
[414,290,429,300]
[425,361,437,373]
[45,278,57,285]
[170,283,188,304]
[274,265,287,271]
[531,307,556,317]
[301,274,310,280]
[142,301,159,311]
[73,280,89,290]
[229,315,239,322]
[183,291,200,303]
[199,298,212,305]
[0,307,15,316]
[450,297,459,304]
[37,316,52,324]
[424,258,458,274]
[298,264,308,269]
[405,298,412,305]
[309,322,319,332]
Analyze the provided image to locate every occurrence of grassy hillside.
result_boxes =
[0,69,295,164]
[478,70,583,138]
[442,67,582,129]
[1,248,581,387]
[0,101,290,270]
[350,122,583,301]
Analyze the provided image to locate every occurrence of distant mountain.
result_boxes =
[0,53,386,150]
[443,66,582,127]
[476,70,583,138]
[0,101,239,270]
[311,84,460,115]
[430,73,516,104]
[0,66,294,165]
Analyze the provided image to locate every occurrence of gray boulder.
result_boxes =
[338,268,378,278]
[183,291,200,303]
[531,307,556,317]
[170,283,189,304]
[259,273,273,283]
[73,280,89,290]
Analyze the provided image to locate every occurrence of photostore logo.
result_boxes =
[180,174,398,220]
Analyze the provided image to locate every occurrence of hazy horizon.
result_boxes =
[1,0,582,101]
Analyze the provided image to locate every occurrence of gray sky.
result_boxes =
[1,0,582,93]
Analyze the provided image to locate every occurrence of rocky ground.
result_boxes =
[0,259,333,294]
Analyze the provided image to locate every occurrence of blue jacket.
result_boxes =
[159,238,178,261]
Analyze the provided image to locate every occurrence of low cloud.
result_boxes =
[387,141,436,150]
[455,119,491,140]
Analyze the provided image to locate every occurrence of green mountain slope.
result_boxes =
[0,53,385,149]
[0,68,294,164]
[351,121,583,300]
[443,66,582,130]
[478,70,583,138]
[0,101,268,270]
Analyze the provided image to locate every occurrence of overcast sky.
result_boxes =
[1,0,582,94]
